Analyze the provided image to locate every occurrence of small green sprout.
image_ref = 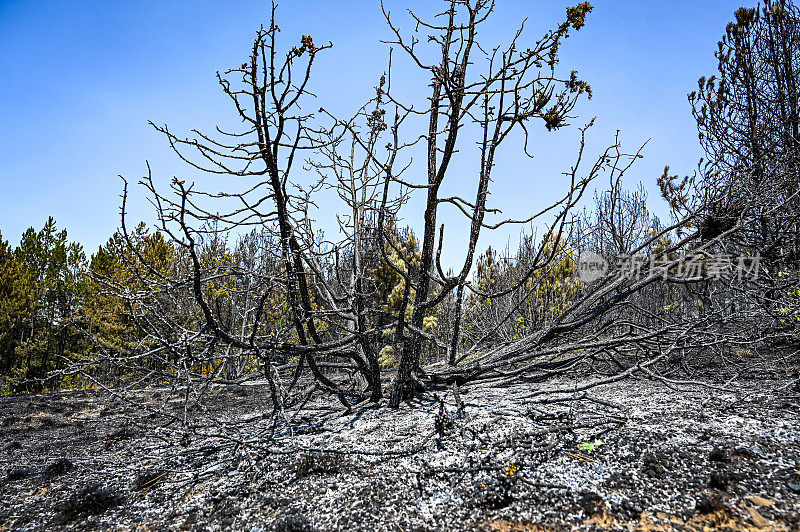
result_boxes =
[577,439,604,453]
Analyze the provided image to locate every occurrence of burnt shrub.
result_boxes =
[43,458,74,479]
[641,452,666,478]
[59,483,124,521]
[577,490,604,516]
[272,514,317,532]
[709,470,730,491]
[474,475,515,510]
[6,466,34,481]
[105,426,139,448]
[695,493,725,515]
[708,447,731,463]
[294,452,343,478]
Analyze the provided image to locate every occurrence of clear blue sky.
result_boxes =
[0,0,746,264]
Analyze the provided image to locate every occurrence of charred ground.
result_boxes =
[1,353,799,531]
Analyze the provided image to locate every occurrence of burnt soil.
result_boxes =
[1,360,799,531]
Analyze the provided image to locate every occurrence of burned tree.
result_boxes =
[677,0,800,342]
[689,0,800,266]
[381,0,596,405]
[119,3,364,410]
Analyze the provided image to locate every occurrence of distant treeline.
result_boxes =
[0,218,177,393]
[0,213,617,394]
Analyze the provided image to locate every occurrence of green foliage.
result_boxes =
[467,236,584,344]
[373,229,421,321]
[369,224,443,362]
[83,224,179,381]
[372,228,424,335]
[378,345,397,369]
[0,231,33,378]
[0,218,88,392]
[566,3,594,30]
[577,439,604,453]
[475,246,502,298]
[521,236,583,327]
[0,218,194,391]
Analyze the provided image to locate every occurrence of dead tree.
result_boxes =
[120,2,368,409]
[690,0,800,268]
[381,0,596,406]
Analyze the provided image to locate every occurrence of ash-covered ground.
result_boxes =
[1,360,799,531]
